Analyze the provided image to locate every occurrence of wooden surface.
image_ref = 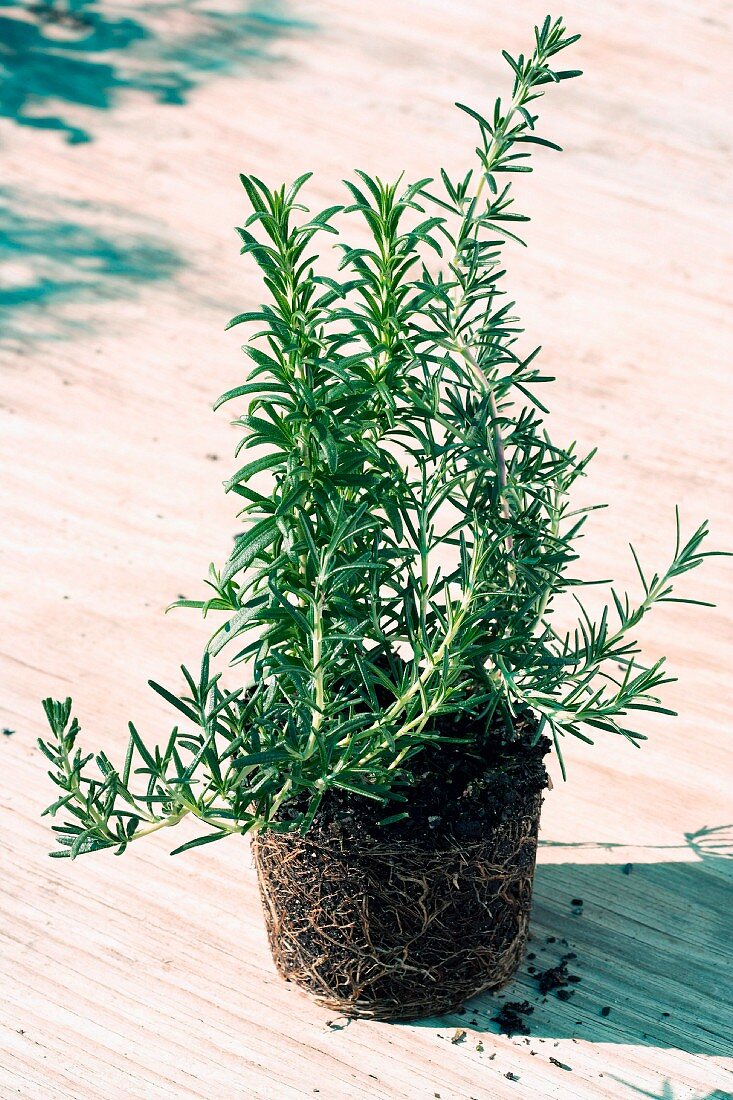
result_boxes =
[1,2,732,1097]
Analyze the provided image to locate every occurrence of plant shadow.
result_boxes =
[607,1080,731,1100]
[417,827,733,1057]
[0,0,310,143]
[0,186,181,347]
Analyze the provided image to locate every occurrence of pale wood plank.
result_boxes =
[1,2,732,1097]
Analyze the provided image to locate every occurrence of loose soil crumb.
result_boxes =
[622,863,633,875]
[451,1029,466,1044]
[601,1006,611,1017]
[505,1072,520,1082]
[550,1057,572,1071]
[2,728,14,737]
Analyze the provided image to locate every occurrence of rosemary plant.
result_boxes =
[41,17,719,858]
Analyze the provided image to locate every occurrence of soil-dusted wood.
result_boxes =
[253,738,547,1020]
[1,2,731,1098]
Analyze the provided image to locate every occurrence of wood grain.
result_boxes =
[1,2,732,1097]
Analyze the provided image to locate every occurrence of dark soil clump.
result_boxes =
[253,715,550,1020]
[536,952,581,996]
[279,712,550,849]
[493,1000,535,1036]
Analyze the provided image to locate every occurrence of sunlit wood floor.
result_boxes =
[1,1,731,1097]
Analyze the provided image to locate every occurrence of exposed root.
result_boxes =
[252,791,543,1021]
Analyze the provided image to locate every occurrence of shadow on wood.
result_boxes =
[0,0,310,143]
[415,829,732,1057]
[607,1079,732,1100]
[0,187,181,346]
